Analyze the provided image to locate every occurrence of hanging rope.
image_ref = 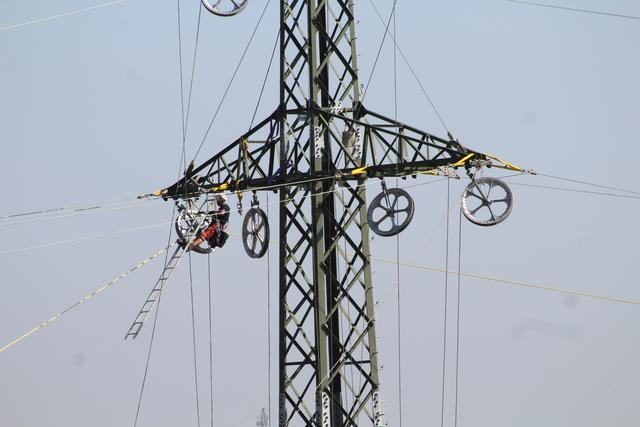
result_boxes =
[453,208,463,427]
[134,207,178,427]
[207,253,215,427]
[187,253,203,427]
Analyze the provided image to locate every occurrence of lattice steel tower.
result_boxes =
[148,0,523,425]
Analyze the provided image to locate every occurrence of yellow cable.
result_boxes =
[0,245,173,354]
[371,256,640,306]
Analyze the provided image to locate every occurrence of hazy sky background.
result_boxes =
[1,0,640,426]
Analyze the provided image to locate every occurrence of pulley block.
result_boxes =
[175,202,213,254]
[201,0,249,16]
[242,207,269,258]
[367,188,415,237]
[461,177,513,226]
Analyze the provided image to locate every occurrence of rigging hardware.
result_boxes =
[201,0,249,17]
[461,177,513,226]
[242,194,269,258]
[367,184,415,237]
[175,200,213,254]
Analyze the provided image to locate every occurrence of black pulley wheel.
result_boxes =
[242,207,269,258]
[367,188,415,237]
[461,177,513,226]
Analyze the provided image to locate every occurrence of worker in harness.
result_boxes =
[182,194,230,251]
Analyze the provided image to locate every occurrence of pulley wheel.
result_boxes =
[175,205,213,254]
[201,0,249,16]
[367,188,415,237]
[461,177,513,226]
[242,207,269,258]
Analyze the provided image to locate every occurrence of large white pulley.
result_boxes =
[242,207,269,258]
[461,177,513,226]
[201,0,249,16]
[367,188,415,237]
[175,202,213,254]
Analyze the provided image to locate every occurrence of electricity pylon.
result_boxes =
[153,1,523,425]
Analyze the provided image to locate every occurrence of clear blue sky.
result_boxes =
[1,1,639,426]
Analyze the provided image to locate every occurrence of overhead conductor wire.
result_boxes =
[134,0,204,424]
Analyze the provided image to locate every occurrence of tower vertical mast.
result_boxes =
[278,1,382,425]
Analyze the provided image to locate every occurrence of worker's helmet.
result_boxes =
[216,193,227,203]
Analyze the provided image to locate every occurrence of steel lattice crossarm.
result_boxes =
[151,103,524,201]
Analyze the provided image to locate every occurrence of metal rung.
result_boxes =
[124,246,186,340]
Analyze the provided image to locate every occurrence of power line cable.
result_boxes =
[0,0,127,32]
[507,182,640,200]
[0,245,172,354]
[193,0,273,160]
[536,173,640,196]
[505,0,640,21]
[0,222,171,257]
[250,31,280,130]
[188,254,203,427]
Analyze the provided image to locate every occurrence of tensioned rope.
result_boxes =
[134,212,178,427]
[0,0,127,32]
[0,244,172,354]
[371,256,640,307]
[392,7,403,427]
[135,1,203,423]
[454,208,463,427]
[0,221,170,257]
[505,0,640,21]
[193,0,273,160]
[207,253,215,427]
[188,253,203,427]
[367,0,450,134]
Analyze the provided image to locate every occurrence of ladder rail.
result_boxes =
[124,246,185,340]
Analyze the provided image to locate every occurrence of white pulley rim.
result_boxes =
[461,177,513,226]
[201,0,249,16]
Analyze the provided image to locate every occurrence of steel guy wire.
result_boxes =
[367,0,450,134]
